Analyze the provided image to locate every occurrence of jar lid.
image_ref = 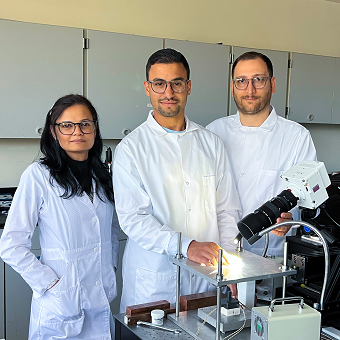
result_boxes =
[151,309,165,318]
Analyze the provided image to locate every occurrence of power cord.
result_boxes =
[195,300,248,340]
[195,307,217,340]
[222,306,246,340]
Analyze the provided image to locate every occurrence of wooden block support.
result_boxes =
[124,307,176,326]
[126,300,170,316]
[180,291,225,311]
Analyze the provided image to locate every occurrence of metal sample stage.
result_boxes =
[169,247,297,287]
[168,246,297,340]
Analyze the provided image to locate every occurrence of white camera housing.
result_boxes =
[280,161,330,209]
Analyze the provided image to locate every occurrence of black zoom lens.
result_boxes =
[237,190,298,242]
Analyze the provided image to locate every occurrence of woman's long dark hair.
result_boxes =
[40,94,114,203]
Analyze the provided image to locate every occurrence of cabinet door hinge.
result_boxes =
[285,106,290,117]
[83,38,89,49]
[229,53,234,64]
[288,59,293,69]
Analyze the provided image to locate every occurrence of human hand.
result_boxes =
[187,241,228,266]
[271,212,292,236]
[228,283,238,299]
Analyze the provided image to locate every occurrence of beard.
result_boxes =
[234,87,272,115]
[156,97,182,117]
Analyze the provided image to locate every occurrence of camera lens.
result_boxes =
[237,190,298,241]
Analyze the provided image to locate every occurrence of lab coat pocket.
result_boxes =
[256,169,283,203]
[102,248,117,303]
[39,310,85,339]
[40,262,83,324]
[135,267,176,304]
[203,175,216,212]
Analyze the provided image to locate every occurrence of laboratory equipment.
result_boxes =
[237,160,330,244]
[251,297,321,340]
[167,238,297,340]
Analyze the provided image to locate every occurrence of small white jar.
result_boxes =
[151,309,165,325]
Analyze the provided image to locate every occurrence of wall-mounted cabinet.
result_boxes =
[230,47,289,117]
[1,18,340,140]
[289,53,335,124]
[0,19,83,138]
[87,30,163,139]
[164,39,230,127]
[332,58,340,124]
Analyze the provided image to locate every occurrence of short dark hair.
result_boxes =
[146,48,190,80]
[232,51,273,78]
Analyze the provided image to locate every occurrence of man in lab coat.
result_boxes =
[113,48,242,312]
[207,51,317,260]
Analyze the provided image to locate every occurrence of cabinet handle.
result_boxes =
[122,128,131,136]
[36,127,44,135]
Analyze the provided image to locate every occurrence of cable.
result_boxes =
[195,307,217,340]
[195,301,248,340]
[222,305,246,340]
[324,207,340,227]
[238,301,252,312]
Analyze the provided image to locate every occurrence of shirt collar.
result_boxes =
[231,106,278,131]
[146,110,198,136]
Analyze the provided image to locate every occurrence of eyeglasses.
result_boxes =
[147,79,189,93]
[54,120,97,135]
[233,77,271,90]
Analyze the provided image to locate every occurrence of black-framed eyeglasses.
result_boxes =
[233,76,271,90]
[147,79,189,93]
[54,120,97,135]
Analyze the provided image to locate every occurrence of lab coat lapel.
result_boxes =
[78,180,99,212]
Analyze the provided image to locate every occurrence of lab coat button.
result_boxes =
[92,217,97,222]
[186,182,189,185]
[94,247,99,252]
[96,280,100,286]
[240,173,244,176]
[188,209,191,212]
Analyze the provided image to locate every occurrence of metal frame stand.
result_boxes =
[171,232,298,340]
[175,233,182,317]
[215,249,223,340]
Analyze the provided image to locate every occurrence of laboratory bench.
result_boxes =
[114,312,251,340]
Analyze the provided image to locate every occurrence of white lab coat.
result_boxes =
[113,112,241,312]
[0,162,119,340]
[207,107,317,256]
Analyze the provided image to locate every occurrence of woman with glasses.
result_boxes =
[0,94,119,339]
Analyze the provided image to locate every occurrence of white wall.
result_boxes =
[0,0,340,57]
